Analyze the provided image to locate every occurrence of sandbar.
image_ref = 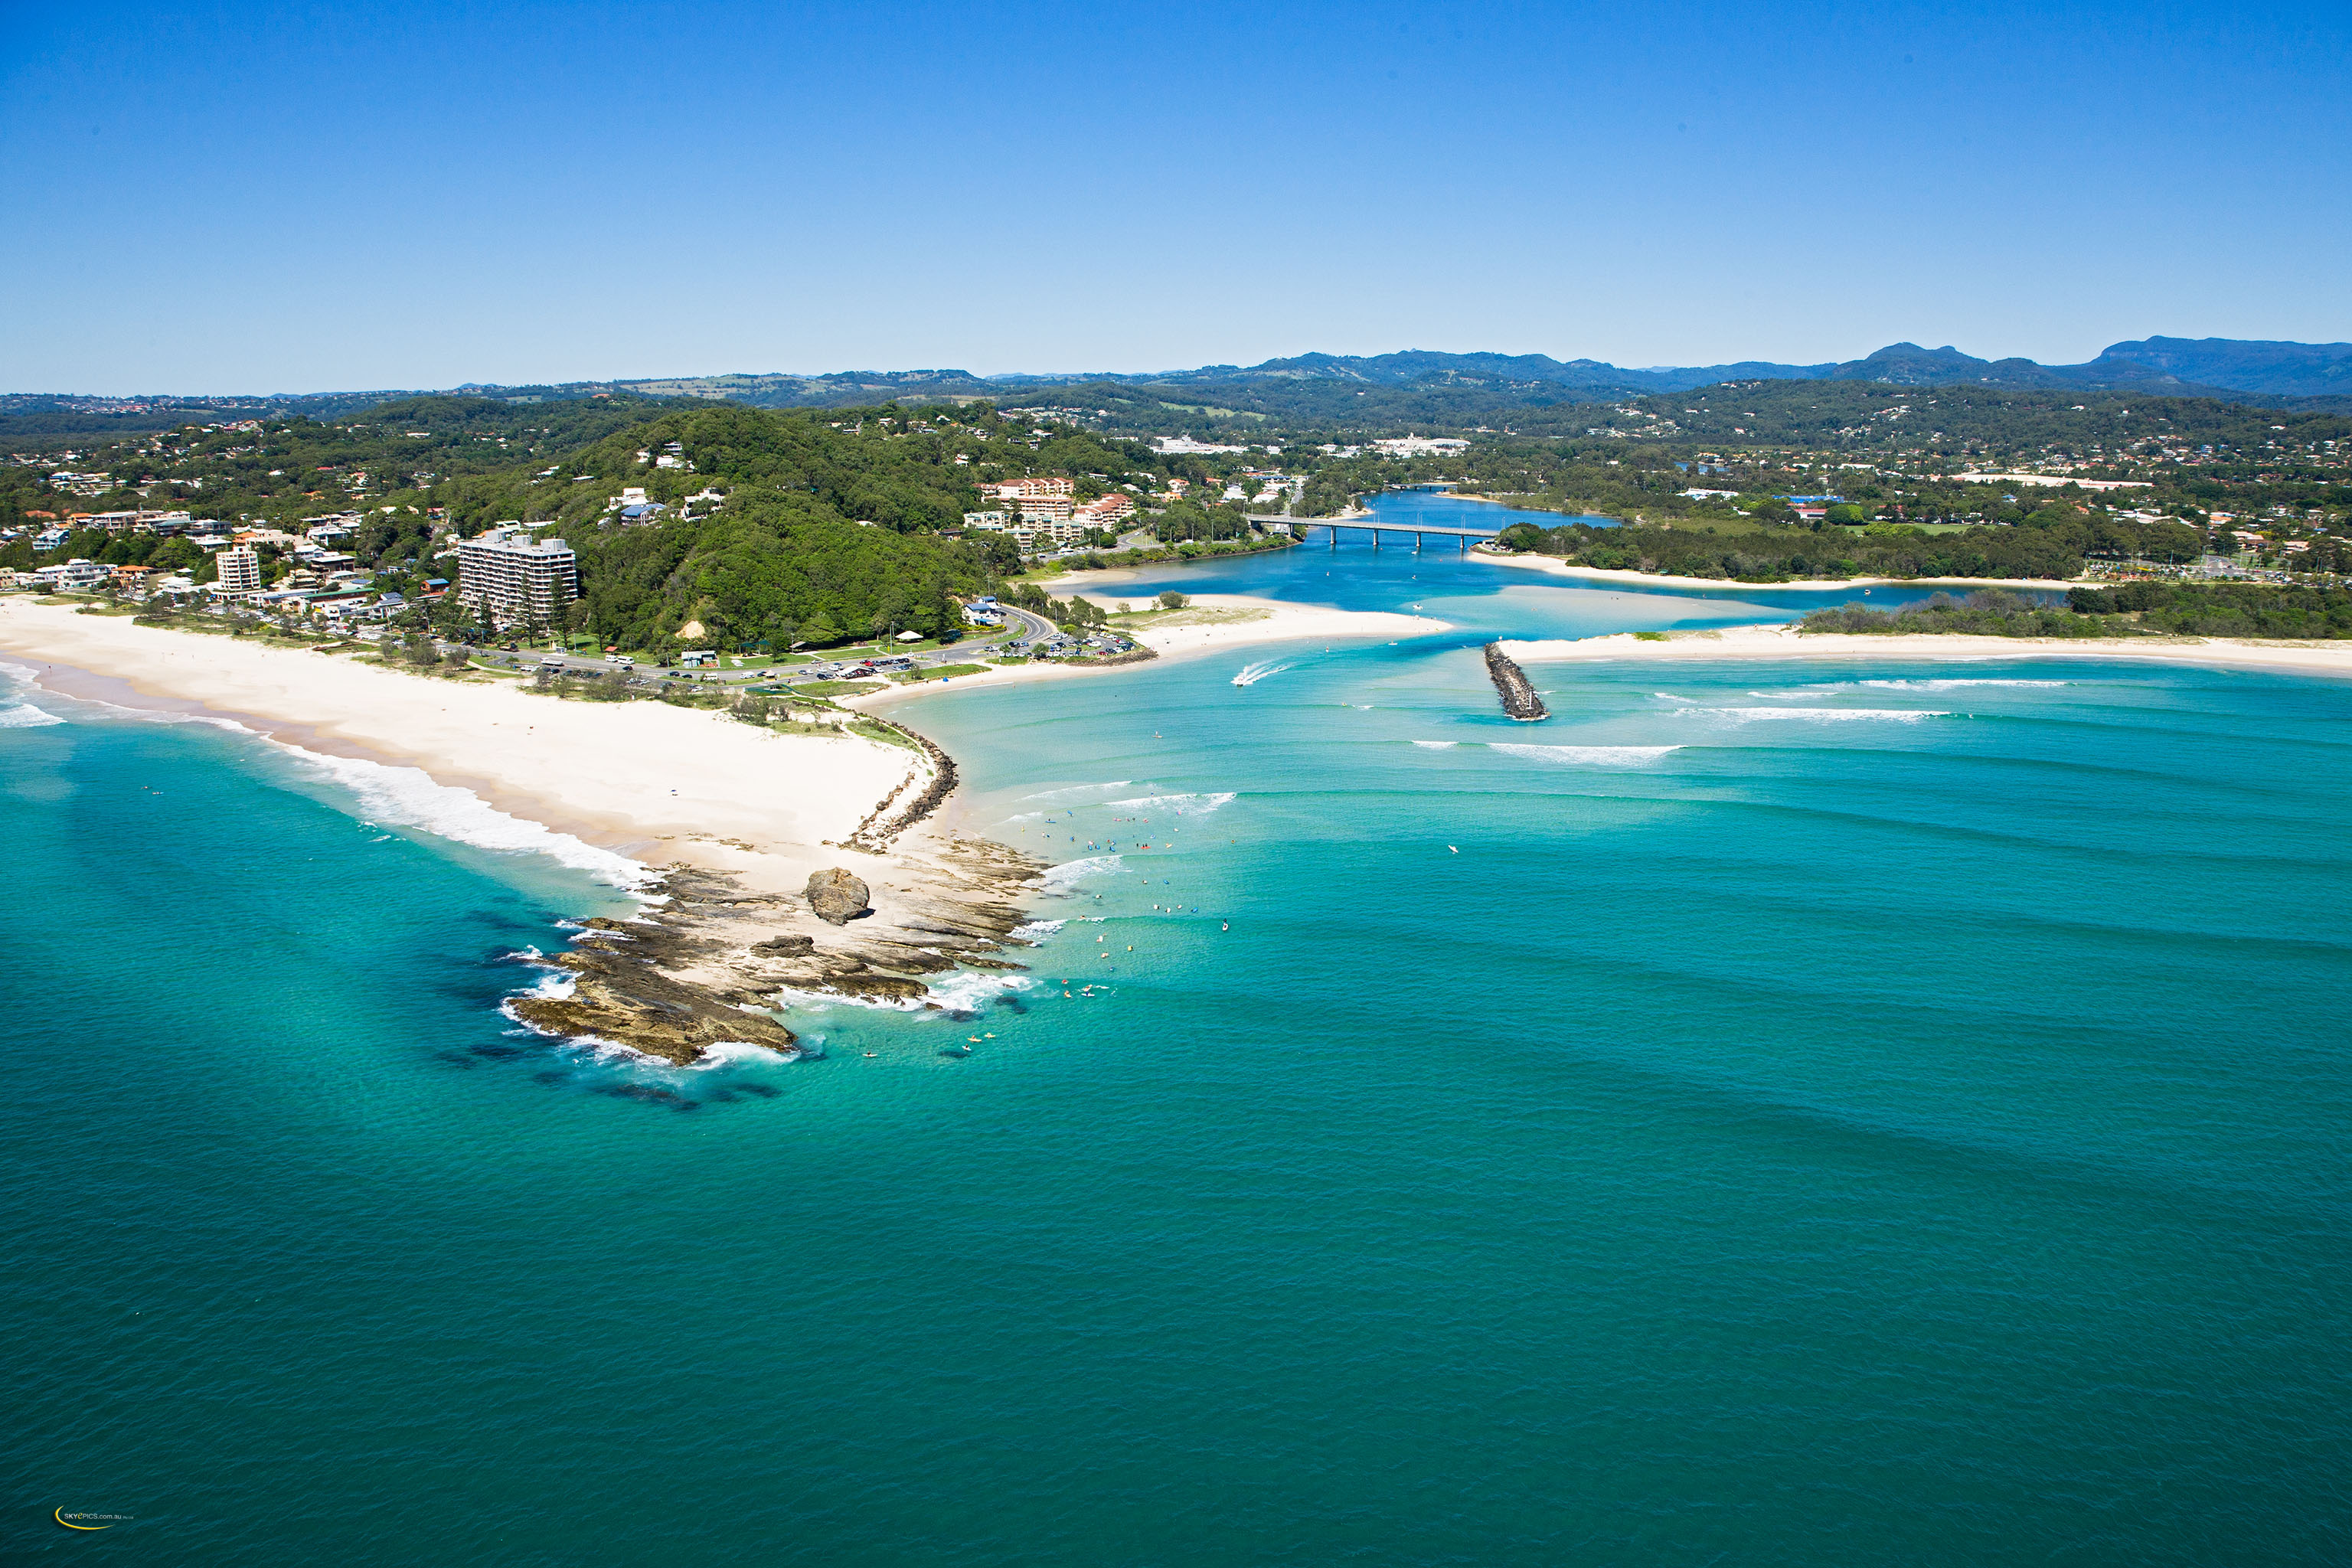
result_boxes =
[848,593,1452,707]
[1470,550,2089,594]
[1501,622,2352,678]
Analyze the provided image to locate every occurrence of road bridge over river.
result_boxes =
[1246,516,1503,554]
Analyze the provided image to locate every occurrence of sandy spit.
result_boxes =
[1499,622,2352,677]
[1469,550,2089,594]
[847,594,1452,707]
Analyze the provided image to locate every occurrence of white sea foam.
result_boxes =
[1751,678,2065,698]
[274,741,655,888]
[1679,706,1951,723]
[0,702,66,727]
[1651,692,1700,703]
[1024,780,1132,802]
[773,969,1036,1016]
[1491,743,1684,766]
[1042,854,1124,891]
[927,970,1038,1014]
[1010,918,1067,941]
[1232,659,1292,687]
[1411,740,1459,750]
[1106,792,1235,816]
[681,1039,801,1070]
[1857,678,2069,691]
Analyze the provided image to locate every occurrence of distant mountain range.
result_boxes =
[588,336,2352,411]
[1007,338,2352,399]
[7,338,2347,452]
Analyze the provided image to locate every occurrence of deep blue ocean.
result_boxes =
[7,494,2348,1563]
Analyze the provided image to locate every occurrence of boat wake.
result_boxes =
[1232,659,1292,687]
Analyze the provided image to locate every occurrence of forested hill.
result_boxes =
[419,402,1181,652]
[4,397,1205,655]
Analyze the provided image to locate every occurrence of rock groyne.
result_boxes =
[1483,642,1549,721]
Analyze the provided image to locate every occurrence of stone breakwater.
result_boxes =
[842,716,957,853]
[1483,642,1550,721]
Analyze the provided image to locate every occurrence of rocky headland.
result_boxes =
[510,835,1047,1065]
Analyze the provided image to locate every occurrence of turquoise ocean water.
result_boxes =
[6,495,2348,1563]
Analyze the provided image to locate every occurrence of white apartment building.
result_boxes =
[1371,436,1470,457]
[457,524,580,629]
[215,545,263,594]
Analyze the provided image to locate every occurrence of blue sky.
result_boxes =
[4,0,2347,392]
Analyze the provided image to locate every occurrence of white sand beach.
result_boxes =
[0,598,916,893]
[1471,550,2088,594]
[848,593,1451,707]
[1501,622,2352,677]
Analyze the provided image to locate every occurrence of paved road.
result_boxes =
[452,602,1063,688]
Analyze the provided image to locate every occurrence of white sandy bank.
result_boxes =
[850,593,1450,707]
[1471,550,2087,593]
[0,598,915,882]
[1501,622,2352,678]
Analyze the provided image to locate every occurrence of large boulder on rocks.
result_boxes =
[805,868,871,925]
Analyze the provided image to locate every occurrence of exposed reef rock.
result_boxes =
[513,838,1049,1067]
[1484,642,1550,721]
[805,867,872,925]
[509,949,800,1067]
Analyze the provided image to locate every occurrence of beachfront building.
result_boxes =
[215,545,263,595]
[457,524,580,629]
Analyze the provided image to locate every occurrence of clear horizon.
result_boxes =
[5,0,2347,394]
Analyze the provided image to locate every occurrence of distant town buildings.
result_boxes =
[1151,436,1247,456]
[457,524,580,628]
[1371,436,1470,458]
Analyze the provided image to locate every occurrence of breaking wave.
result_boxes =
[276,741,656,888]
[1858,678,2069,691]
[1043,854,1125,891]
[1106,792,1235,815]
[0,701,65,727]
[1411,740,1459,750]
[1679,707,1951,723]
[772,970,1037,1016]
[1010,917,1067,942]
[1232,659,1292,687]
[1491,743,1684,766]
[1024,780,1132,802]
